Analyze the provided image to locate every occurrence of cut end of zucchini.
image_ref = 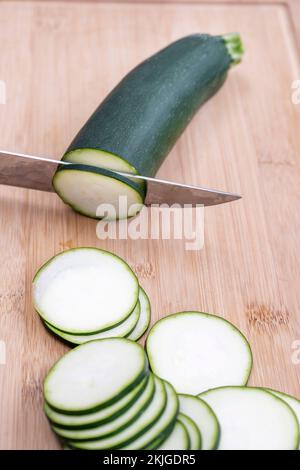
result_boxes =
[63,148,145,192]
[63,148,138,174]
[53,164,144,220]
[222,33,244,65]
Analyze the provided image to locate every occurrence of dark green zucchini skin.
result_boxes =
[64,34,236,176]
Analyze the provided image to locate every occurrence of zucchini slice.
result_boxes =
[177,413,201,450]
[55,34,244,219]
[178,394,219,450]
[44,338,148,414]
[44,375,148,429]
[157,420,190,450]
[127,287,151,341]
[33,247,139,334]
[45,300,141,345]
[146,312,252,395]
[68,376,166,449]
[266,389,300,450]
[200,387,300,450]
[121,381,178,450]
[53,164,144,220]
[62,148,138,176]
[62,149,145,191]
[52,373,155,440]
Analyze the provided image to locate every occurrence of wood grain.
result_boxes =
[0,0,300,449]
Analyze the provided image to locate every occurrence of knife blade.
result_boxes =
[0,150,241,207]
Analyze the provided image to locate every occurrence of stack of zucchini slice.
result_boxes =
[43,339,196,450]
[146,313,300,450]
[34,249,300,449]
[33,247,151,344]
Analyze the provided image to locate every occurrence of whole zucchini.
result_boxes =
[53,33,243,219]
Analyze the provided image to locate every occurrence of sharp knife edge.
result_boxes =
[0,150,241,206]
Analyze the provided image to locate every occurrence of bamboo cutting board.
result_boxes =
[0,0,300,449]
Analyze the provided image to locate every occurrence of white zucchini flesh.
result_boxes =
[69,376,166,449]
[45,300,141,345]
[33,247,139,334]
[146,312,252,395]
[62,148,144,189]
[266,389,300,450]
[63,149,138,175]
[177,413,201,450]
[178,394,219,450]
[53,166,143,220]
[121,381,178,450]
[127,287,151,341]
[200,387,300,450]
[157,420,189,450]
[45,375,148,429]
[52,373,155,440]
[44,338,147,413]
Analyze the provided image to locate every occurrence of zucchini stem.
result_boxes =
[222,33,244,65]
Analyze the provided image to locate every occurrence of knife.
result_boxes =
[0,150,241,207]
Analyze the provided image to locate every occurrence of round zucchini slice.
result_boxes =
[45,300,141,345]
[127,287,151,341]
[121,381,179,450]
[33,247,139,334]
[177,413,201,450]
[68,376,167,449]
[157,420,190,450]
[52,373,155,440]
[266,388,300,450]
[146,311,252,395]
[45,374,148,429]
[200,387,300,450]
[44,338,148,414]
[179,394,219,450]
[53,164,144,220]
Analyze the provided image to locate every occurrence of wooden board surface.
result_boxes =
[0,0,300,449]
